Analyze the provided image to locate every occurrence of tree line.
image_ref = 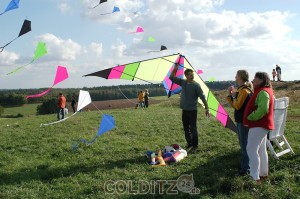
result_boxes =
[0,81,234,107]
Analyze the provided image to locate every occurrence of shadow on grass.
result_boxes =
[117,151,242,199]
[125,150,300,199]
[0,155,147,186]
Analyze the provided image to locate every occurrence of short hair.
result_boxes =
[184,69,193,76]
[59,92,63,95]
[255,72,272,88]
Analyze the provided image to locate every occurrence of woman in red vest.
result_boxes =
[244,72,274,182]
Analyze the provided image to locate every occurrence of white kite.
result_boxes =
[40,90,92,126]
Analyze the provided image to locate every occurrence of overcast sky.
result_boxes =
[0,0,299,89]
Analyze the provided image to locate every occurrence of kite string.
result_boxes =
[117,86,137,105]
[118,83,175,141]
[90,102,120,133]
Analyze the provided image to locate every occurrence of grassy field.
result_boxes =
[2,104,40,117]
[0,89,300,198]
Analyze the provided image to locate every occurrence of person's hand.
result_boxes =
[205,109,210,118]
[174,63,179,69]
[227,86,234,95]
[231,89,237,98]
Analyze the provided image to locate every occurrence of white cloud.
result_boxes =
[0,51,19,66]
[87,42,103,57]
[58,3,71,14]
[2,0,300,89]
[37,33,82,63]
[111,39,127,58]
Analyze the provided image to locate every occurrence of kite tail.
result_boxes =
[99,12,111,15]
[40,112,78,127]
[91,4,100,9]
[0,37,18,51]
[80,137,97,145]
[6,61,33,75]
[147,50,160,53]
[26,88,52,99]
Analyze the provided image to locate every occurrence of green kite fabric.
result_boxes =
[84,53,236,133]
[6,42,47,75]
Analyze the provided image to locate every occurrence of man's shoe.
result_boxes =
[189,146,199,152]
[236,170,249,176]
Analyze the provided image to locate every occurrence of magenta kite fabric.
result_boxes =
[26,66,68,99]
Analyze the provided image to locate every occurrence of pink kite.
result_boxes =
[26,66,69,99]
[196,69,203,75]
[129,26,144,34]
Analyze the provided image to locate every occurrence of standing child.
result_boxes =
[138,90,144,108]
[272,69,276,81]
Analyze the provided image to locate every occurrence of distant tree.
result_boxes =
[36,99,57,115]
[0,93,26,106]
[0,106,3,116]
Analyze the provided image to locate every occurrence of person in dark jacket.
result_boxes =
[144,89,149,108]
[275,65,281,81]
[170,63,210,150]
[227,70,253,176]
[71,96,76,113]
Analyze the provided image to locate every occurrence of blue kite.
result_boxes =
[0,0,20,16]
[100,6,120,15]
[81,114,116,145]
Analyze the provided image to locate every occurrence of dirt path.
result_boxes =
[82,98,163,111]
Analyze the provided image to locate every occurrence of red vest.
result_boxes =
[243,87,274,130]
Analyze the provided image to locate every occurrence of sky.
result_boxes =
[0,0,300,89]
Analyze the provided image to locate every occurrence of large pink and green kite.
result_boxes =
[84,53,236,133]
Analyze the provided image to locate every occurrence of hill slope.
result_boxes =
[0,82,299,198]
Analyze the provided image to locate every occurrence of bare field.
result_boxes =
[82,98,164,111]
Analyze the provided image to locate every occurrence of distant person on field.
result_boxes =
[71,96,76,113]
[144,89,149,108]
[272,69,276,81]
[227,70,253,176]
[243,72,274,182]
[170,63,210,150]
[57,93,66,120]
[275,65,281,81]
[138,90,144,108]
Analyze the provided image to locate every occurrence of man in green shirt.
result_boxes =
[170,63,210,150]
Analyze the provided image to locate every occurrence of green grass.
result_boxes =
[2,104,40,117]
[0,99,299,199]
